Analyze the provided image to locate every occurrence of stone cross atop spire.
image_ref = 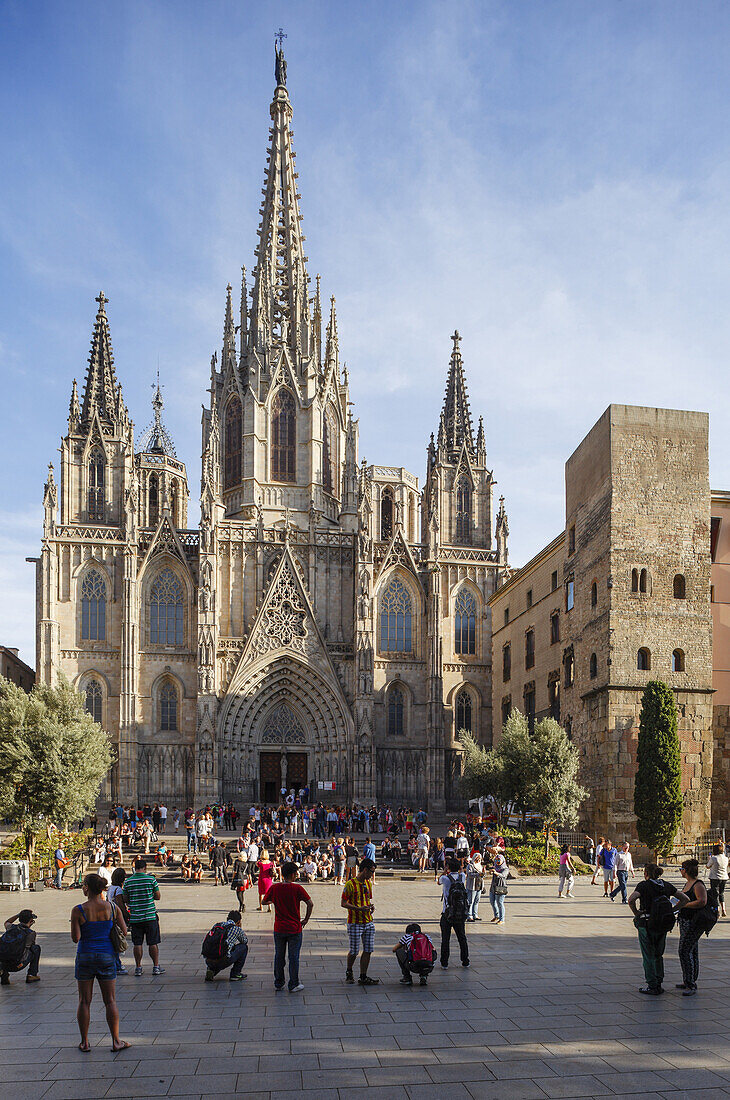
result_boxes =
[438,330,475,460]
[137,374,177,458]
[249,42,311,360]
[81,292,121,427]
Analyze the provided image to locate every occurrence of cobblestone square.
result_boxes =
[1,874,727,1099]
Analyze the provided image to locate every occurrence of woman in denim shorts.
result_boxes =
[70,873,130,1052]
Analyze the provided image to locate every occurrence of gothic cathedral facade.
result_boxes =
[35,50,510,810]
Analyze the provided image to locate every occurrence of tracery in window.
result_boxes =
[88,448,105,521]
[322,407,336,495]
[225,397,242,490]
[84,679,102,724]
[454,588,476,655]
[379,576,412,653]
[456,690,473,734]
[149,569,184,646]
[380,486,394,541]
[271,388,296,482]
[160,681,178,731]
[148,473,159,527]
[81,570,106,641]
[261,703,306,744]
[387,686,404,735]
[455,476,472,544]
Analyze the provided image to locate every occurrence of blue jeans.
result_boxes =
[55,867,64,889]
[490,885,505,921]
[611,870,629,903]
[273,931,302,990]
[210,941,249,978]
[467,889,481,919]
[187,832,197,852]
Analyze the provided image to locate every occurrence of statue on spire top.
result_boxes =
[275,28,287,86]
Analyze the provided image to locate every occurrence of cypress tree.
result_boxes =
[634,680,683,855]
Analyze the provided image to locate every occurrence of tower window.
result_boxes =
[271,388,296,482]
[160,681,178,730]
[454,588,476,655]
[639,569,648,594]
[224,396,242,490]
[148,473,159,528]
[637,647,651,671]
[379,576,412,654]
[455,477,472,545]
[632,568,639,593]
[150,569,184,646]
[673,574,686,599]
[88,448,105,521]
[380,486,394,541]
[81,570,106,641]
[387,686,404,735]
[456,690,473,734]
[322,407,336,495]
[589,652,597,679]
[672,648,685,672]
[591,581,598,608]
[84,679,103,724]
[170,480,179,527]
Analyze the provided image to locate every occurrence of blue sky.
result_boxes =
[3,1,730,665]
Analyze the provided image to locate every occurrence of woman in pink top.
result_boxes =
[257,850,275,912]
[558,845,576,898]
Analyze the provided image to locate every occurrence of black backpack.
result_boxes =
[444,875,468,922]
[201,922,227,960]
[696,883,719,937]
[0,925,30,968]
[646,887,676,935]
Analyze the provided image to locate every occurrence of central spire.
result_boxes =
[438,331,475,460]
[80,292,122,428]
[249,41,311,361]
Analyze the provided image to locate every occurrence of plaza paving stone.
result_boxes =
[0,873,728,1099]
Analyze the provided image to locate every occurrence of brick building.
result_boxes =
[0,647,35,693]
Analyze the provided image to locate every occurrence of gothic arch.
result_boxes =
[376,567,421,657]
[138,555,194,649]
[451,581,481,657]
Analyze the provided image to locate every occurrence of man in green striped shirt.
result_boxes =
[122,858,165,976]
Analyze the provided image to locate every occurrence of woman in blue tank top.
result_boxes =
[70,872,130,1052]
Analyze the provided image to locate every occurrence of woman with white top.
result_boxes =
[706,842,728,917]
[465,853,484,921]
[489,847,509,924]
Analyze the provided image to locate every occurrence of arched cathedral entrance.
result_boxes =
[258,702,309,803]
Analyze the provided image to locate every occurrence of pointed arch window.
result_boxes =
[81,570,106,641]
[456,690,473,734]
[380,486,394,541]
[88,448,105,521]
[387,686,405,736]
[454,588,477,655]
[379,576,413,654]
[170,480,179,527]
[148,473,159,528]
[322,407,336,495]
[224,396,242,490]
[149,569,184,646]
[271,388,296,482]
[84,679,103,724]
[160,681,178,731]
[456,476,472,544]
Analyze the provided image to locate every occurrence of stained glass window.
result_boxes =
[271,388,296,482]
[160,682,178,730]
[225,397,242,489]
[456,690,472,734]
[387,687,404,735]
[455,477,472,544]
[454,588,476,655]
[379,576,412,653]
[150,569,184,645]
[88,448,105,521]
[81,570,106,641]
[84,679,102,724]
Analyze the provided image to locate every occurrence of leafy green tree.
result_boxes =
[523,717,587,853]
[496,709,535,827]
[458,731,512,825]
[0,676,114,859]
[634,680,683,856]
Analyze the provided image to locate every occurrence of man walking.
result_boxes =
[263,861,313,992]
[185,811,197,852]
[341,857,379,986]
[122,857,165,976]
[212,840,231,885]
[0,910,41,985]
[204,910,249,982]
[610,842,635,903]
[439,858,470,969]
[599,840,618,897]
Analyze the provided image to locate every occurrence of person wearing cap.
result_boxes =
[0,909,41,985]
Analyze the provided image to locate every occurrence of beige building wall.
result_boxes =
[711,491,730,824]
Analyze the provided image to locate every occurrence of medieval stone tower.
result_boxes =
[35,46,509,810]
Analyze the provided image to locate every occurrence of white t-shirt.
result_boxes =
[455,835,469,853]
[98,865,113,886]
[248,842,259,862]
[303,860,317,876]
[417,833,430,851]
[160,805,167,820]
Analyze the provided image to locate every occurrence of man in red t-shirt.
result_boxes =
[263,861,313,992]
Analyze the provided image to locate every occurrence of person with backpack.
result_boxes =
[676,858,710,996]
[628,862,686,996]
[438,858,470,969]
[392,922,437,986]
[489,846,509,924]
[202,910,249,982]
[0,909,41,985]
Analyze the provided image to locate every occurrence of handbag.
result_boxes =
[492,874,508,897]
[109,921,127,954]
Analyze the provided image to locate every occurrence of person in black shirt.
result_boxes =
[628,863,686,995]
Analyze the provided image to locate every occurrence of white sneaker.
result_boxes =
[289,983,304,993]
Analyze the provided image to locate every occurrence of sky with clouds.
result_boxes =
[2,0,730,667]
